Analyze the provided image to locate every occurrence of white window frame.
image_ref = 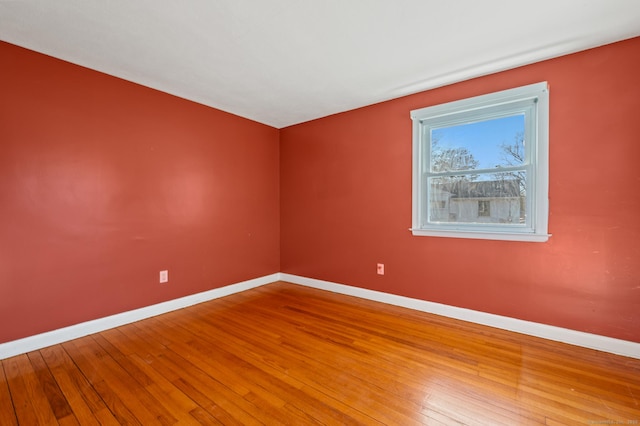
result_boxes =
[410,82,550,242]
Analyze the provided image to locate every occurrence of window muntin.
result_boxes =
[411,83,549,242]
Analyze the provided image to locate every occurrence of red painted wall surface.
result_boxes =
[0,42,280,343]
[281,37,640,343]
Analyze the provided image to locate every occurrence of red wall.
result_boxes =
[2,37,638,346]
[281,37,640,343]
[0,42,280,344]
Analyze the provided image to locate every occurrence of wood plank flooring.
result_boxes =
[2,281,639,425]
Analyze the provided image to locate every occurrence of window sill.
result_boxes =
[410,228,550,242]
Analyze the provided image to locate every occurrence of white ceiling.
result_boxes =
[1,1,639,128]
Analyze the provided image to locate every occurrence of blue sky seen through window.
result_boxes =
[431,114,525,170]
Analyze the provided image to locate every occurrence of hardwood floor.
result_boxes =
[2,282,639,425]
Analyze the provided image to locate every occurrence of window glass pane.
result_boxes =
[428,172,526,224]
[430,114,525,172]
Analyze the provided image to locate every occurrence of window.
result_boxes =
[478,200,490,217]
[411,82,549,242]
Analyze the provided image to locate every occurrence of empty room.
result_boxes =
[1,1,639,424]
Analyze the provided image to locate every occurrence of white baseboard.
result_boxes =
[3,272,638,360]
[281,273,640,360]
[0,273,280,360]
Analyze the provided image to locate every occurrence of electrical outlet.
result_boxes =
[159,270,168,283]
[377,263,384,275]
